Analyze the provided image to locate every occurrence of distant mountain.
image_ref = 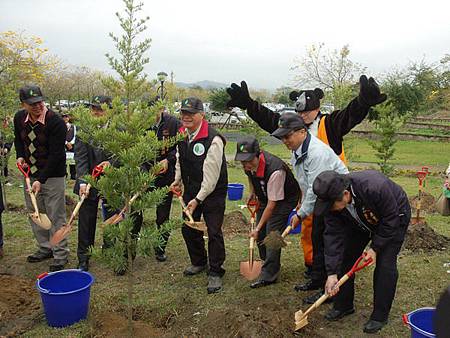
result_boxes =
[175,80,227,89]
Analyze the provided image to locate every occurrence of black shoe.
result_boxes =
[294,279,322,292]
[49,259,68,272]
[78,261,89,271]
[27,251,53,263]
[250,280,276,289]
[302,290,333,304]
[114,267,127,276]
[363,319,387,333]
[325,308,355,321]
[207,275,223,294]
[155,253,167,262]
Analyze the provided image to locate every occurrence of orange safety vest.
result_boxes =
[316,115,347,164]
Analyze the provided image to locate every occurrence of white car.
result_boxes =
[209,112,239,124]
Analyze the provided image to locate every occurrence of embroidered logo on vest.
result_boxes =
[193,143,205,156]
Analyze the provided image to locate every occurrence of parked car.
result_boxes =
[208,111,239,124]
[277,107,296,115]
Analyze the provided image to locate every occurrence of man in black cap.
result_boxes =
[271,113,348,304]
[14,85,69,271]
[74,95,115,271]
[313,170,411,333]
[235,136,300,287]
[170,97,228,294]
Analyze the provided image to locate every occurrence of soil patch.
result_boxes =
[0,274,42,337]
[93,312,162,338]
[404,221,450,251]
[5,202,26,213]
[409,191,436,213]
[222,210,249,238]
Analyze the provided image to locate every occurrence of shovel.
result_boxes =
[171,189,207,232]
[411,170,427,224]
[103,192,141,226]
[262,216,299,250]
[17,163,52,230]
[240,200,263,280]
[294,253,373,331]
[50,165,104,246]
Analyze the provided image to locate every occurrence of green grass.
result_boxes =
[1,140,449,337]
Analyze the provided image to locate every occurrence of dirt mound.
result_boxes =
[222,210,249,237]
[409,191,437,213]
[94,312,162,338]
[5,202,26,213]
[0,274,42,337]
[404,221,450,251]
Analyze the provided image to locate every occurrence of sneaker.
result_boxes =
[207,275,223,294]
[5,182,13,187]
[183,264,207,276]
[49,259,68,272]
[363,319,387,333]
[27,251,53,263]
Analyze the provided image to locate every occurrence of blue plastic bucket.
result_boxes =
[403,307,436,338]
[36,269,95,327]
[287,209,301,234]
[228,183,244,201]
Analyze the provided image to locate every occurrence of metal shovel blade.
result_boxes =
[294,310,308,331]
[30,212,52,230]
[50,225,71,246]
[185,220,207,232]
[239,260,262,281]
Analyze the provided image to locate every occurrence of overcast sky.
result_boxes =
[1,0,449,89]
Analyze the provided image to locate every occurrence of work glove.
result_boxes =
[226,81,253,110]
[358,75,387,107]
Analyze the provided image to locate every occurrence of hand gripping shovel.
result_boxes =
[240,200,263,280]
[17,163,52,230]
[171,189,207,232]
[50,165,104,246]
[294,253,373,331]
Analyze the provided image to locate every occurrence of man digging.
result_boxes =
[270,113,348,304]
[313,170,411,333]
[14,85,69,271]
[170,97,228,294]
[235,136,299,288]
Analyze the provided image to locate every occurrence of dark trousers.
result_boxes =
[256,210,287,282]
[311,214,327,285]
[131,191,174,255]
[77,198,116,262]
[0,213,3,248]
[67,165,76,180]
[333,225,408,322]
[181,195,226,277]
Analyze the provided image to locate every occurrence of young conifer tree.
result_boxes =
[74,0,180,333]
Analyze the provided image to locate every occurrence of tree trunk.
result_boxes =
[126,231,134,337]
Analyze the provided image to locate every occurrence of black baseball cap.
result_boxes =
[271,113,307,139]
[180,97,203,114]
[235,136,260,161]
[90,95,112,108]
[313,170,351,216]
[19,85,45,104]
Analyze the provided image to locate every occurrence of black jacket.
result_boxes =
[323,170,411,275]
[73,137,113,200]
[246,151,300,214]
[246,97,369,156]
[143,113,181,187]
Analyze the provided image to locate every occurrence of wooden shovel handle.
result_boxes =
[281,225,292,238]
[67,195,86,226]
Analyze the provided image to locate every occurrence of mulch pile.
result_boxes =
[404,220,449,251]
[222,210,250,238]
[0,274,42,337]
[409,191,437,214]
